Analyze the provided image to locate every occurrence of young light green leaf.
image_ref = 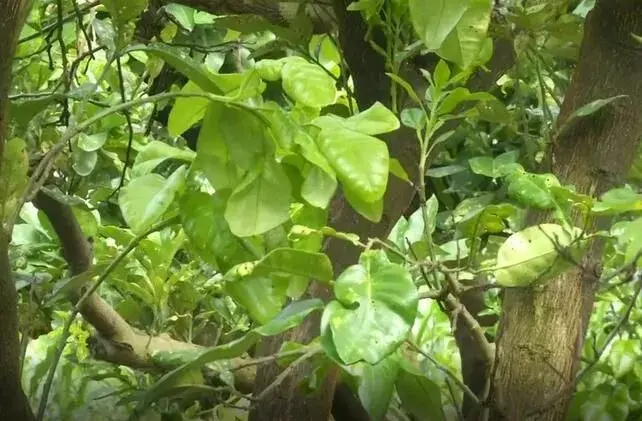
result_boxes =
[168,81,210,137]
[316,127,389,203]
[281,57,336,108]
[437,0,493,69]
[409,0,470,50]
[301,165,337,209]
[132,141,196,177]
[225,160,292,237]
[119,166,188,234]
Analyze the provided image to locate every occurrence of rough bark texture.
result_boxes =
[491,2,642,420]
[0,1,34,419]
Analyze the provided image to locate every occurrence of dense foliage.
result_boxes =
[3,0,642,420]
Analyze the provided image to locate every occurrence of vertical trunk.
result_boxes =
[491,2,642,420]
[0,1,35,419]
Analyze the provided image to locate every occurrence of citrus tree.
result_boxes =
[1,1,642,421]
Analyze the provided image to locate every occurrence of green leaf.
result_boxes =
[400,108,426,130]
[225,160,292,237]
[592,187,642,214]
[409,0,471,50]
[102,0,148,48]
[469,150,520,178]
[323,250,418,364]
[437,0,493,69]
[316,102,399,135]
[494,224,589,287]
[396,366,447,421]
[71,149,98,176]
[506,171,560,210]
[198,102,270,172]
[179,191,253,272]
[168,81,210,137]
[76,132,109,152]
[426,164,467,178]
[281,57,337,108]
[358,356,401,421]
[344,187,384,223]
[609,340,638,379]
[225,274,288,325]
[119,166,187,234]
[255,299,325,336]
[125,43,224,94]
[253,247,334,282]
[132,141,196,177]
[301,165,337,209]
[316,128,389,203]
[389,158,410,182]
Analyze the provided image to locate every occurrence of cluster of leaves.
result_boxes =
[5,0,642,420]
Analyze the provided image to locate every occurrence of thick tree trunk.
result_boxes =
[491,2,642,420]
[0,1,34,420]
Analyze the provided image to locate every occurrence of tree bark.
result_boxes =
[491,2,642,420]
[0,0,34,419]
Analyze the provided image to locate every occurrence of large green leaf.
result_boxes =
[316,128,389,203]
[168,81,210,137]
[225,273,288,325]
[71,148,98,176]
[301,165,337,209]
[396,365,447,421]
[119,166,187,234]
[179,191,254,272]
[253,247,334,282]
[132,141,196,177]
[197,102,270,172]
[494,224,589,287]
[314,102,400,135]
[506,171,560,210]
[281,57,337,108]
[409,0,471,50]
[225,160,292,237]
[323,250,418,364]
[437,0,493,68]
[358,356,401,421]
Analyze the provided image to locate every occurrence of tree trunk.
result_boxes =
[0,1,35,419]
[491,2,642,420]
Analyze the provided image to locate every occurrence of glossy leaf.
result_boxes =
[301,165,337,209]
[323,250,418,364]
[281,57,336,108]
[316,127,389,203]
[506,171,560,210]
